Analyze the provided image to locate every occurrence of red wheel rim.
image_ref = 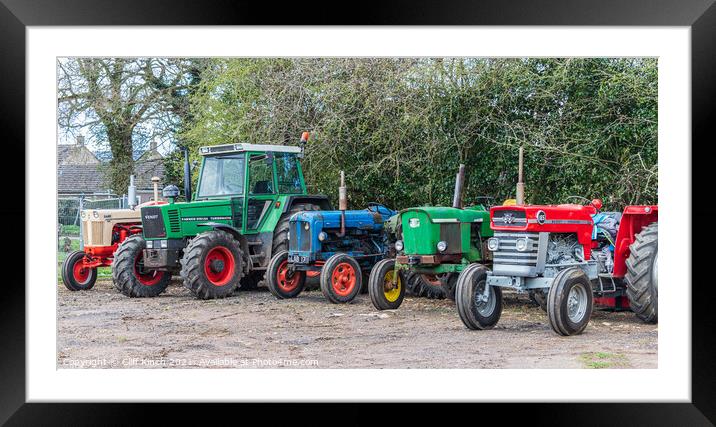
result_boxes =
[277,260,303,292]
[331,262,357,297]
[72,258,91,284]
[203,246,236,286]
[134,253,164,286]
[421,274,443,288]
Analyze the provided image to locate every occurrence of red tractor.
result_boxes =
[455,198,657,336]
[61,202,166,291]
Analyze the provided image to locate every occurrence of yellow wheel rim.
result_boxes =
[383,270,402,302]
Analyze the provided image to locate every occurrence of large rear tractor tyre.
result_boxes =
[625,222,658,323]
[368,259,405,310]
[455,263,502,330]
[546,267,593,336]
[443,273,458,301]
[320,254,362,304]
[271,202,321,289]
[112,235,171,297]
[406,273,447,299]
[266,250,306,299]
[61,250,98,291]
[181,230,243,300]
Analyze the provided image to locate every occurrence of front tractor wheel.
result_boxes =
[181,231,243,299]
[625,222,658,323]
[271,202,321,290]
[320,254,362,304]
[266,250,306,299]
[112,235,172,297]
[455,263,502,330]
[368,259,405,310]
[61,250,97,291]
[546,267,593,336]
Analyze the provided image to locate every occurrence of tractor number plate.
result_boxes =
[288,254,309,264]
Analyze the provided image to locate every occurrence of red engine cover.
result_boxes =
[491,204,596,258]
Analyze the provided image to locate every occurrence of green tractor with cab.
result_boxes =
[111,132,331,299]
[368,164,494,310]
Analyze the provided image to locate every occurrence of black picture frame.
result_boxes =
[2,0,713,424]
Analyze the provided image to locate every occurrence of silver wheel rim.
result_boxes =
[473,279,496,317]
[567,284,588,323]
[652,255,658,293]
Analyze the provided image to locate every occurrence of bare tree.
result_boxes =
[57,58,202,193]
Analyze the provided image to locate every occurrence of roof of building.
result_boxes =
[57,164,111,194]
[58,141,166,194]
[134,149,166,190]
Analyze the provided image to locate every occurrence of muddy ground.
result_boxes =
[57,279,657,369]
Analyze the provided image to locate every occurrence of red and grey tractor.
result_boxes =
[455,198,657,336]
[61,201,166,290]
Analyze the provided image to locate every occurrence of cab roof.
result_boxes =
[199,143,301,156]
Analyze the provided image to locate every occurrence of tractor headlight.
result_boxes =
[318,231,328,242]
[160,240,168,248]
[146,240,153,248]
[437,241,448,252]
[515,238,532,252]
[304,222,310,230]
[487,238,499,251]
[80,211,87,220]
[92,211,99,218]
[395,240,404,251]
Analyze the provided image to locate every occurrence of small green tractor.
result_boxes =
[111,132,331,299]
[368,164,493,310]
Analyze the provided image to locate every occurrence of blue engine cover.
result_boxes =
[288,204,396,264]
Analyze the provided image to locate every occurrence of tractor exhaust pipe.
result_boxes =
[452,164,466,209]
[337,170,347,237]
[183,146,192,202]
[516,146,525,205]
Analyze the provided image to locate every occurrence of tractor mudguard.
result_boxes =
[282,195,332,213]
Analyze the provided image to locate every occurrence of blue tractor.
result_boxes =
[267,172,397,303]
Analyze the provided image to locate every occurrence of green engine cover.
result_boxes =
[396,204,492,273]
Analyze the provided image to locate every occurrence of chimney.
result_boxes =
[150,140,157,151]
[76,135,85,146]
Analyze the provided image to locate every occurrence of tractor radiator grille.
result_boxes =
[82,220,106,246]
[492,210,527,227]
[492,231,540,268]
[167,209,180,233]
[289,221,311,252]
[141,207,166,238]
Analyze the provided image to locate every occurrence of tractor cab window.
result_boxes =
[248,153,274,194]
[197,154,245,198]
[275,152,303,194]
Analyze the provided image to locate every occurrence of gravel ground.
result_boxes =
[57,279,657,369]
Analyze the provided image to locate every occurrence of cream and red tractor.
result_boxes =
[455,198,658,336]
[60,202,165,291]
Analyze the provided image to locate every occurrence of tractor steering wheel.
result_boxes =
[367,202,385,212]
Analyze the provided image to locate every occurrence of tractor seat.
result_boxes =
[592,211,621,240]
